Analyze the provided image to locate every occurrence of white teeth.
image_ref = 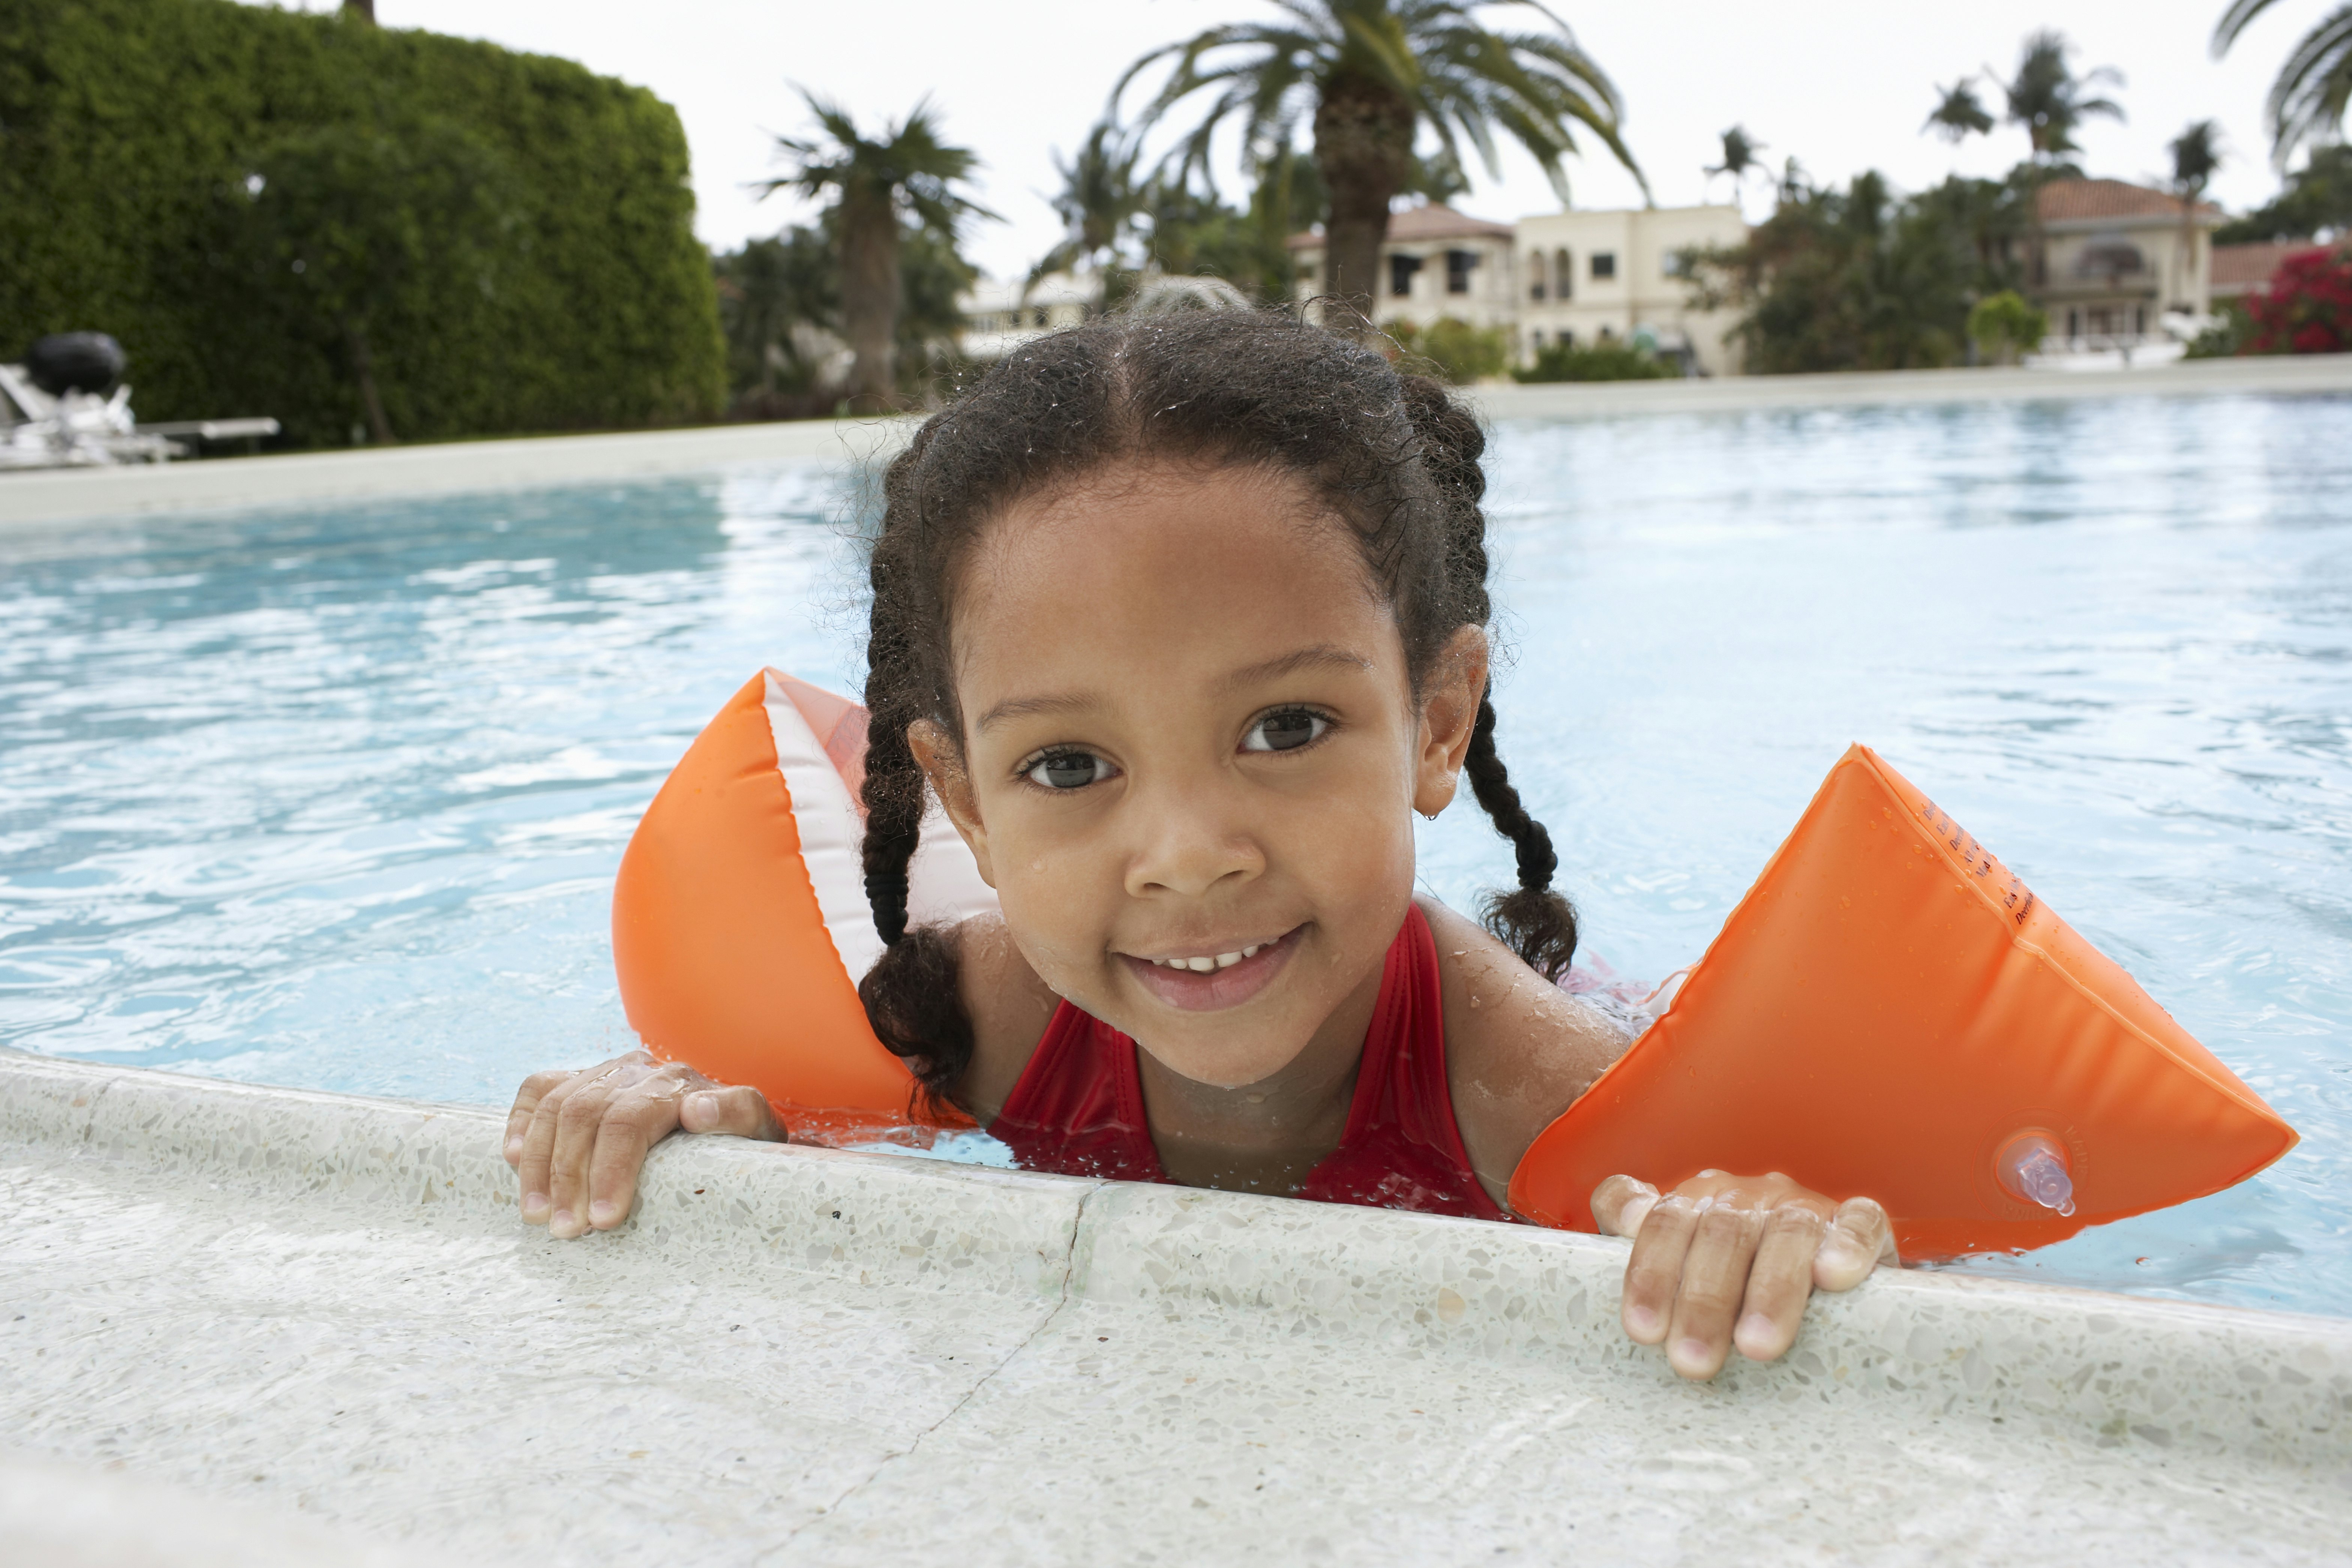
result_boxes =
[1149,942,1269,970]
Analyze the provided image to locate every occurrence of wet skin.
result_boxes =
[506,459,1896,1381]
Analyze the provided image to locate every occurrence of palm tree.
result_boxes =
[1031,121,1149,305]
[1705,126,1766,199]
[1114,0,1643,336]
[759,93,996,410]
[1991,31,2125,165]
[2213,0,2352,166]
[2169,120,2224,311]
[1923,79,1996,143]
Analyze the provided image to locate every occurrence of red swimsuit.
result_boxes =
[987,906,1508,1221]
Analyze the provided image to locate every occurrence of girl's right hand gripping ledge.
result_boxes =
[503,1051,784,1238]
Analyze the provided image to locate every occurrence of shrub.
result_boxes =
[2243,245,2352,355]
[1386,316,1509,383]
[1512,339,1675,383]
[0,0,724,445]
[1966,290,2047,364]
[2184,299,2254,359]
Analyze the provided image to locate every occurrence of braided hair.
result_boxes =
[856,310,1576,1106]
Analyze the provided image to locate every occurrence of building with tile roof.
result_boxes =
[2031,178,2223,348]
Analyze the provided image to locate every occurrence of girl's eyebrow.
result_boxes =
[975,646,1372,735]
[1218,644,1376,690]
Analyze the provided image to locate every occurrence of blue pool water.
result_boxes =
[3,393,2347,1315]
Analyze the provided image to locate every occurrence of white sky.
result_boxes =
[255,1,2313,280]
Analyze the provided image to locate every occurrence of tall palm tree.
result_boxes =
[1030,121,1149,302]
[759,94,996,410]
[1992,31,2125,165]
[1705,125,1766,200]
[2214,0,2352,166]
[2168,120,2224,311]
[1923,79,1996,143]
[1114,0,1643,336]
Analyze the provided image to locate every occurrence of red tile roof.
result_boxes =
[1286,203,1515,250]
[2036,178,2220,225]
[2210,239,2334,294]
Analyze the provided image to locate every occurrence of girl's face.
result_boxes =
[915,461,1484,1089]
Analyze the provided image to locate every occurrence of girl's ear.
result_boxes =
[1414,625,1490,818]
[908,717,996,887]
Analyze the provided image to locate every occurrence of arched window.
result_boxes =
[1528,252,1547,301]
[1554,248,1572,302]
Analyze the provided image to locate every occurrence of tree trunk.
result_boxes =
[341,317,394,444]
[1312,72,1416,340]
[838,186,901,413]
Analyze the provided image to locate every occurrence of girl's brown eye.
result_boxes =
[1242,710,1327,753]
[1026,750,1113,789]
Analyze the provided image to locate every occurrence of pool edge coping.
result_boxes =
[6,1047,2347,1469]
[5,356,2349,528]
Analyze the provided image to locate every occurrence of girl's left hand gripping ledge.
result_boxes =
[1592,1170,1897,1382]
[503,1050,786,1239]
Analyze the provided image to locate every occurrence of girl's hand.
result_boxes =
[502,1050,784,1239]
[1591,1170,1896,1382]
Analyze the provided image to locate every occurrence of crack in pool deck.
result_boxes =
[783,1181,1103,1543]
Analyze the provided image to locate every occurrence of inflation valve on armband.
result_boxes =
[1996,1131,2076,1217]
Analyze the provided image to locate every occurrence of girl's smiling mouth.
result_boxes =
[1118,926,1304,1012]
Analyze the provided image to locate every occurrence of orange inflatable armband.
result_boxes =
[1507,746,2298,1258]
[610,670,997,1140]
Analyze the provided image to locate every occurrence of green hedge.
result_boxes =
[0,0,724,445]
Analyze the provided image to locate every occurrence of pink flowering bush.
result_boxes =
[2245,246,2352,355]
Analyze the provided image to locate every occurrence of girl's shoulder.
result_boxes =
[952,913,1064,1123]
[1418,897,1635,1200]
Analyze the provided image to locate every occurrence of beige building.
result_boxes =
[2031,179,2222,348]
[1287,201,1749,375]
[1514,204,1750,375]
[1286,203,1521,338]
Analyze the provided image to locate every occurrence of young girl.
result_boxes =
[505,311,1895,1383]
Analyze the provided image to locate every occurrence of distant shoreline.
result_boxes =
[5,354,2348,528]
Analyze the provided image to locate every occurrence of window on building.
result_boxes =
[2133,305,2146,335]
[1445,249,1478,295]
[1561,329,1575,349]
[1662,249,1688,278]
[1554,248,1571,301]
[1530,329,1545,350]
[1389,253,1423,298]
[1590,251,1616,281]
[1528,252,1546,301]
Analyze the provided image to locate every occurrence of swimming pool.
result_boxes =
[3,392,2346,1314]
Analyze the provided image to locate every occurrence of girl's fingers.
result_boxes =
[1589,1173,1662,1238]
[1814,1196,1896,1291]
[546,1075,622,1239]
[504,1070,569,1168]
[1734,1203,1827,1362]
[585,1086,681,1231]
[679,1083,786,1143]
[1663,1197,1767,1380]
[515,1076,576,1227]
[1619,1193,1702,1345]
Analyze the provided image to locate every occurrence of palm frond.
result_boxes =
[2266,5,2352,163]
[2214,0,2285,55]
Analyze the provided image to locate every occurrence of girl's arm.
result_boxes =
[1432,898,1897,1383]
[504,917,1056,1238]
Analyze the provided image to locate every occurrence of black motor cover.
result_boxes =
[23,332,127,396]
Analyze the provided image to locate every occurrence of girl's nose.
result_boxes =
[1122,779,1265,899]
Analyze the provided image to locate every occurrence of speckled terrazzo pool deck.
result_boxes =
[3,1047,2348,1566]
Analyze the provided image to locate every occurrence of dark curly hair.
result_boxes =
[856,309,1576,1107]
